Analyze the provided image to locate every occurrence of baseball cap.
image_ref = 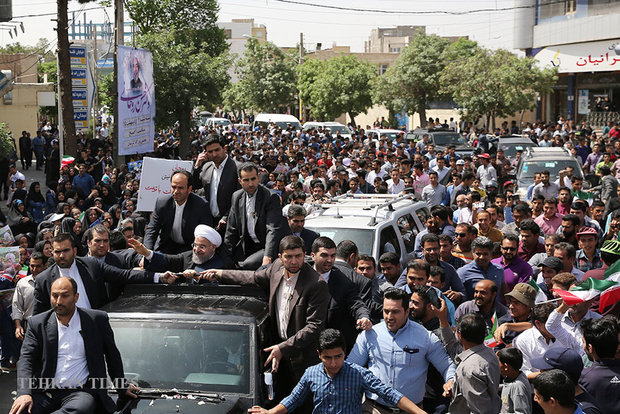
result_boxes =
[456,159,465,165]
[576,226,598,239]
[504,181,514,187]
[505,283,537,308]
[479,153,490,159]
[540,256,563,272]
[530,348,583,377]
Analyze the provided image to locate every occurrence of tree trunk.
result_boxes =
[57,0,76,157]
[491,110,496,131]
[178,101,191,159]
[348,111,357,128]
[419,107,427,128]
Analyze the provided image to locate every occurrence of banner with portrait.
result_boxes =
[117,45,156,156]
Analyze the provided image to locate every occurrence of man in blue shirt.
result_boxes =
[72,163,95,198]
[457,236,506,302]
[248,329,425,414]
[348,287,456,411]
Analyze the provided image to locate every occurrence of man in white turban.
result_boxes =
[128,224,227,277]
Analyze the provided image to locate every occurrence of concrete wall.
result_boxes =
[0,83,55,137]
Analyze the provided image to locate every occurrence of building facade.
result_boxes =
[515,0,620,125]
[218,19,267,83]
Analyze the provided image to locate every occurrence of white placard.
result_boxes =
[136,157,194,212]
[117,45,156,156]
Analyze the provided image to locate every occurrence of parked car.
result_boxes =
[305,194,428,268]
[206,117,232,129]
[302,121,352,139]
[103,284,273,414]
[363,129,405,146]
[407,128,474,156]
[496,135,538,160]
[252,114,302,131]
[514,147,585,199]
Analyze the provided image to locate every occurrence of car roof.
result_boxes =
[499,136,535,143]
[523,147,574,158]
[306,195,427,227]
[368,129,403,134]
[103,285,269,322]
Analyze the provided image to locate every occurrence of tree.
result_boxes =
[126,0,230,157]
[374,31,451,128]
[57,0,77,156]
[440,48,557,129]
[225,38,298,113]
[298,55,377,126]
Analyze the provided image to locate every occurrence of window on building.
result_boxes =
[379,64,389,75]
[588,0,620,15]
[389,47,401,53]
[539,0,577,19]
[224,29,232,39]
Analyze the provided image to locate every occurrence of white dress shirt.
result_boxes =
[54,309,89,388]
[275,271,299,340]
[513,327,579,376]
[245,193,259,243]
[171,200,187,244]
[319,270,331,283]
[210,156,228,217]
[58,262,92,309]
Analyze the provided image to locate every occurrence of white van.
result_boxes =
[303,121,352,139]
[252,113,302,131]
[206,117,232,129]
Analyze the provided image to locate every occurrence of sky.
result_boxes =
[6,0,520,53]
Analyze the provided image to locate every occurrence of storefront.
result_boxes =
[533,39,620,124]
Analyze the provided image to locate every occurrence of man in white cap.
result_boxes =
[128,224,226,276]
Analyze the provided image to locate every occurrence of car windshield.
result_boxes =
[380,132,401,141]
[499,142,535,159]
[274,121,302,130]
[520,160,583,179]
[327,125,350,135]
[111,320,251,394]
[432,133,466,146]
[305,227,374,256]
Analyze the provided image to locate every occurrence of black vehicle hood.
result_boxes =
[116,396,249,414]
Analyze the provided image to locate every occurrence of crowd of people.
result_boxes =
[2,115,620,414]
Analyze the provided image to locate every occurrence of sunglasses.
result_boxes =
[454,232,467,237]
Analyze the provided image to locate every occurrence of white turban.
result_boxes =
[194,224,222,248]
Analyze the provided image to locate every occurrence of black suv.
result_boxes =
[104,284,273,414]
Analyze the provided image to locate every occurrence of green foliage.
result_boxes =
[374,31,451,127]
[224,38,297,113]
[0,123,15,160]
[97,72,114,111]
[298,55,377,123]
[440,48,557,126]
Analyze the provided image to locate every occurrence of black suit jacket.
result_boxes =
[298,227,319,255]
[221,260,329,378]
[18,308,126,413]
[33,256,155,315]
[193,157,240,219]
[224,185,287,261]
[333,260,381,321]
[325,267,370,352]
[143,192,213,253]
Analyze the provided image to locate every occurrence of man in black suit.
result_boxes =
[33,233,177,314]
[193,134,240,230]
[334,240,382,322]
[10,277,139,414]
[144,170,212,254]
[224,162,288,270]
[287,205,319,255]
[311,237,372,353]
[202,235,329,412]
[128,224,227,275]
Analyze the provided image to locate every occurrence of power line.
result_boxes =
[272,0,563,15]
[13,6,106,19]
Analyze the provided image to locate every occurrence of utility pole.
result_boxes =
[299,32,303,122]
[57,0,76,157]
[113,0,124,163]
